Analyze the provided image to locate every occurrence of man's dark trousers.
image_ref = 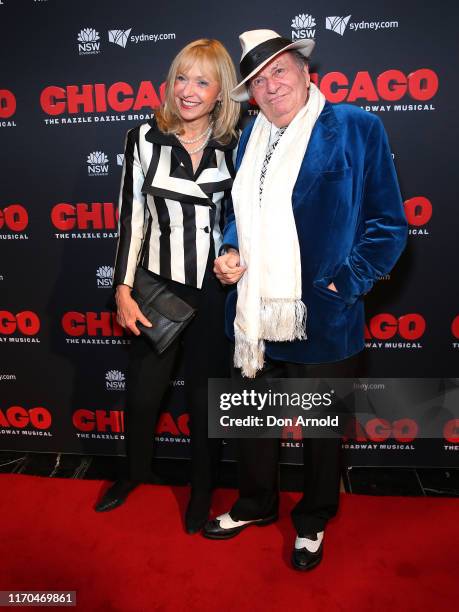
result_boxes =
[229,352,364,536]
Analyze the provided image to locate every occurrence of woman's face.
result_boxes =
[173,60,221,125]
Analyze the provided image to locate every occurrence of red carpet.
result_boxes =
[1,474,458,612]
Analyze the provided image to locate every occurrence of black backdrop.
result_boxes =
[1,0,458,468]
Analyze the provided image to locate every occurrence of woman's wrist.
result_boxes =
[115,284,132,297]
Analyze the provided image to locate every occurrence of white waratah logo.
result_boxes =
[105,370,126,390]
[291,14,316,29]
[291,13,316,40]
[108,29,132,48]
[96,265,113,278]
[78,28,100,42]
[106,370,125,382]
[77,28,101,55]
[87,151,109,176]
[87,151,108,164]
[326,15,352,36]
[96,265,114,287]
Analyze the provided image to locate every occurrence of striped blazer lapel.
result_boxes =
[143,144,210,204]
[196,149,234,195]
[141,119,236,204]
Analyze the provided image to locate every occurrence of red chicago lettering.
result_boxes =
[51,202,118,230]
[86,312,124,337]
[72,409,94,431]
[106,82,134,112]
[95,410,124,432]
[281,424,303,440]
[403,196,432,226]
[397,314,425,340]
[72,409,124,432]
[51,203,75,230]
[0,204,29,231]
[365,418,392,442]
[0,89,17,119]
[61,312,126,337]
[0,311,40,336]
[365,313,425,340]
[313,71,349,103]
[132,80,161,110]
[407,69,439,101]
[443,419,459,443]
[40,81,165,115]
[451,315,459,339]
[376,70,407,101]
[391,418,418,443]
[66,84,95,114]
[62,312,86,337]
[40,86,66,116]
[0,406,51,429]
[344,418,418,442]
[348,71,379,102]
[310,69,438,103]
[365,313,398,340]
[155,412,190,436]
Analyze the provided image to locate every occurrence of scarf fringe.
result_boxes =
[260,298,307,341]
[234,300,307,378]
[234,329,265,378]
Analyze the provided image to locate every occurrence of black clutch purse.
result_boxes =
[131,267,196,354]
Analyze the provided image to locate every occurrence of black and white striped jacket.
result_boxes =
[114,119,237,289]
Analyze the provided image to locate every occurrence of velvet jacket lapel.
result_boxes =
[292,101,340,207]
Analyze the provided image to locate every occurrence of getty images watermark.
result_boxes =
[209,379,347,438]
[208,378,459,439]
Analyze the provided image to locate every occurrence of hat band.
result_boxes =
[240,37,293,80]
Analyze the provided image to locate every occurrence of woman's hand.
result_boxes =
[213,249,246,285]
[115,284,152,336]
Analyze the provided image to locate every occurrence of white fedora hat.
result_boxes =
[231,29,315,102]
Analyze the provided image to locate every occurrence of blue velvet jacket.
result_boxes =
[223,102,408,364]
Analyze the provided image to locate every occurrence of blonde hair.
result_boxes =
[156,39,240,145]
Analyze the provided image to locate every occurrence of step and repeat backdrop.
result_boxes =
[1,0,458,467]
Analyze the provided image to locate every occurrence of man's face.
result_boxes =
[249,51,310,127]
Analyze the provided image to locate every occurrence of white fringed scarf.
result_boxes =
[232,82,326,377]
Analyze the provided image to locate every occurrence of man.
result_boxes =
[204,30,407,570]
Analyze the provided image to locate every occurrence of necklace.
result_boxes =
[176,124,212,144]
[176,124,213,155]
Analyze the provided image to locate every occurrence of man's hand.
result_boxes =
[214,249,246,285]
[327,282,338,293]
[115,284,152,336]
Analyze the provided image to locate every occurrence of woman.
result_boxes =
[94,39,240,534]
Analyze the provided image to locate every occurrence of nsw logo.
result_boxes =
[291,14,316,40]
[78,28,100,55]
[96,265,114,288]
[326,15,352,36]
[87,151,109,176]
[108,29,132,48]
[105,370,126,391]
